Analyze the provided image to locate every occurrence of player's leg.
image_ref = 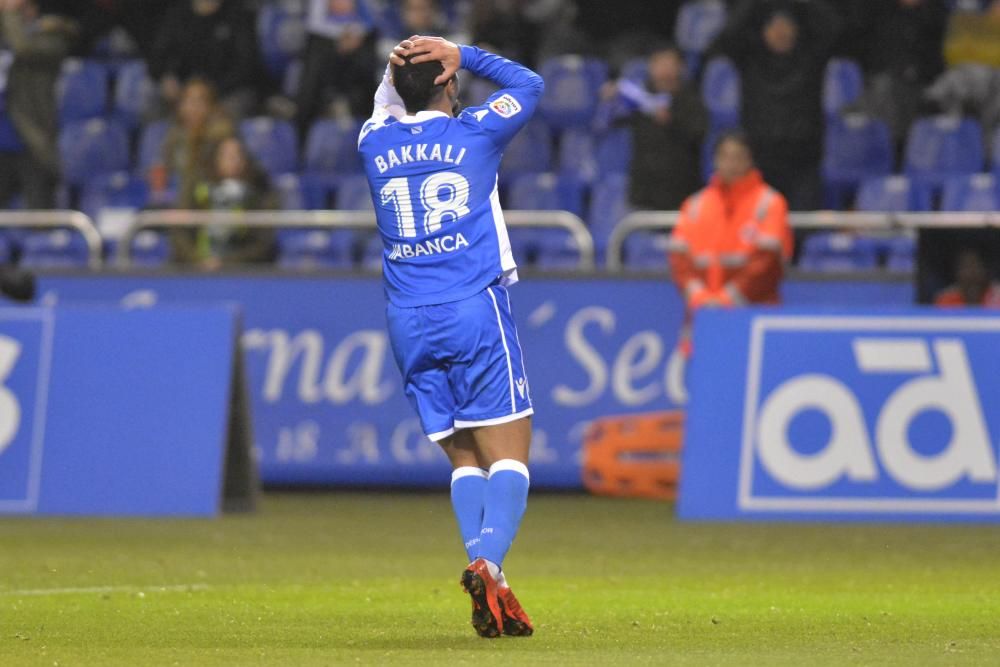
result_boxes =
[438,429,489,562]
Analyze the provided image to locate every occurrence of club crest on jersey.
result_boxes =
[489,94,521,118]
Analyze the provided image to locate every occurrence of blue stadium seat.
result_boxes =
[588,173,631,259]
[799,232,881,273]
[57,59,109,122]
[112,59,154,128]
[506,173,586,268]
[79,171,149,221]
[595,127,632,178]
[904,116,984,187]
[558,128,598,184]
[675,0,727,72]
[257,2,306,78]
[128,230,170,268]
[822,114,893,208]
[940,173,999,212]
[334,173,374,210]
[823,59,863,119]
[885,234,915,273]
[537,56,608,130]
[19,230,91,269]
[0,234,12,264]
[992,126,1000,177]
[58,118,130,187]
[240,117,298,176]
[623,232,671,271]
[136,119,170,175]
[500,120,553,182]
[274,173,305,210]
[701,57,740,130]
[855,175,932,212]
[277,230,354,270]
[507,172,585,217]
[305,119,364,174]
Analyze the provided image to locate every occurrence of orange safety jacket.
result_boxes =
[668,169,793,311]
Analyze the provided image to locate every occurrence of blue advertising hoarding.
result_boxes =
[38,274,912,489]
[680,309,1000,521]
[0,306,244,515]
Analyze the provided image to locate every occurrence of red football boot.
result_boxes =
[460,558,503,638]
[498,585,534,637]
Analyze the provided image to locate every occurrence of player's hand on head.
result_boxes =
[389,39,413,67]
[407,37,461,85]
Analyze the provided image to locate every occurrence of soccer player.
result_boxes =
[357,36,543,638]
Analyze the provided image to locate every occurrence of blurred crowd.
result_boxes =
[0,0,998,271]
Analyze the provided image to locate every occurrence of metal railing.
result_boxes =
[0,210,103,269]
[606,211,1000,273]
[116,209,596,270]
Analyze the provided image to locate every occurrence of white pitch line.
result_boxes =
[0,584,209,597]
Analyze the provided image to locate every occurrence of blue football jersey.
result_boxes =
[358,46,544,307]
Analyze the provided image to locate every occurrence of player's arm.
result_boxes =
[405,37,544,147]
[357,45,408,147]
[720,192,792,306]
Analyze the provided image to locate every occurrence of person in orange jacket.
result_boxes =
[668,130,793,357]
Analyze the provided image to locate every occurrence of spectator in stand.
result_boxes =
[852,0,948,145]
[707,0,842,211]
[376,0,455,71]
[469,0,538,66]
[152,77,234,213]
[945,0,1000,68]
[668,131,792,347]
[0,0,77,210]
[294,0,377,136]
[176,136,278,269]
[596,45,708,210]
[934,249,1000,308]
[150,0,261,120]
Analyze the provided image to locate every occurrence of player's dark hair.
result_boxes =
[713,129,753,157]
[392,55,447,114]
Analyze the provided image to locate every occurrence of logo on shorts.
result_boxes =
[489,94,522,119]
[516,377,527,400]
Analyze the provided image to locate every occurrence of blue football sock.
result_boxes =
[476,459,530,568]
[450,466,488,562]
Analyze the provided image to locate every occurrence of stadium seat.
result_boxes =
[701,57,740,130]
[239,117,298,176]
[855,175,932,212]
[500,120,553,182]
[904,115,984,187]
[300,118,365,208]
[588,173,632,259]
[507,172,585,217]
[274,173,305,210]
[595,127,633,178]
[822,114,893,208]
[623,232,671,271]
[537,56,608,130]
[0,234,12,264]
[19,229,91,269]
[257,2,306,78]
[136,119,170,175]
[940,173,999,212]
[128,230,170,268]
[58,118,130,188]
[112,59,154,128]
[675,0,727,71]
[57,59,109,122]
[79,171,150,221]
[992,126,1000,177]
[885,234,916,273]
[334,173,373,210]
[558,128,598,184]
[799,232,881,273]
[823,59,863,119]
[277,230,354,270]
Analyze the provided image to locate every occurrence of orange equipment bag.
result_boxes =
[581,411,684,500]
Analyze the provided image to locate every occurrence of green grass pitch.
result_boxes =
[3,492,1000,666]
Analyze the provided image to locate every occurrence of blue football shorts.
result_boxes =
[386,284,534,442]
